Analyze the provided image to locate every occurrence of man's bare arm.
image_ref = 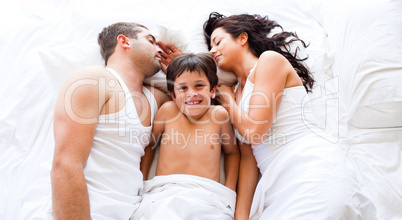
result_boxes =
[51,68,108,219]
[145,85,171,109]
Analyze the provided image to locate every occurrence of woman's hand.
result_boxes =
[157,41,182,73]
[215,84,235,108]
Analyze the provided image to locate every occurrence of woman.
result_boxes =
[202,12,376,220]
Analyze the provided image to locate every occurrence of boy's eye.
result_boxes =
[195,84,205,88]
[178,86,187,91]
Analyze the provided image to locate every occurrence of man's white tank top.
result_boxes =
[84,67,158,219]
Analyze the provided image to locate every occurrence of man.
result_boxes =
[51,22,170,219]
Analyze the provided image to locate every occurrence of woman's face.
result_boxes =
[209,27,241,71]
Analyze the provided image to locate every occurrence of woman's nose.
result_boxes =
[209,46,216,54]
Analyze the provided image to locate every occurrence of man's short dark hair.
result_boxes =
[98,22,147,65]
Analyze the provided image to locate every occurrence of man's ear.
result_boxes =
[117,34,130,49]
[238,32,248,46]
[169,91,176,100]
[210,85,217,99]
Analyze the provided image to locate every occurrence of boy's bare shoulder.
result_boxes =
[159,101,180,115]
[210,105,229,122]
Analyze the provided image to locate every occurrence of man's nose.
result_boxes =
[156,44,162,53]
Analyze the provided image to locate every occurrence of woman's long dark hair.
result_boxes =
[203,12,314,92]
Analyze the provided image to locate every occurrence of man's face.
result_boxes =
[129,28,162,77]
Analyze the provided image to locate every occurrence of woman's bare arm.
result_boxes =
[234,141,259,220]
[216,51,290,145]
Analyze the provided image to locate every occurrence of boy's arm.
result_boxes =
[220,109,240,192]
[140,141,157,181]
[140,106,166,180]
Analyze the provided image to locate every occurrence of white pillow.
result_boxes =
[328,1,402,128]
[39,40,104,96]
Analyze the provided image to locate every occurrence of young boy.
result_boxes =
[134,53,240,220]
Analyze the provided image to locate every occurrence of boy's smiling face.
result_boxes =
[171,70,216,119]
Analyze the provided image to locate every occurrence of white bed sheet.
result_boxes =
[0,0,401,219]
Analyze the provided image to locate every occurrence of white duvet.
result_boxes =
[132,174,236,220]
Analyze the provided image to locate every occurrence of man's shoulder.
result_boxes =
[145,85,171,108]
[58,65,115,99]
[69,65,112,80]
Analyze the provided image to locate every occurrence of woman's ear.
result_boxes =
[117,34,130,49]
[210,85,217,99]
[238,32,248,46]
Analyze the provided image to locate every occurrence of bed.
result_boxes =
[1,0,401,219]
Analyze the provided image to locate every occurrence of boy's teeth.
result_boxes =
[187,100,200,105]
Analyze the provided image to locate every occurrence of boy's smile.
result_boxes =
[185,100,202,105]
[171,70,216,120]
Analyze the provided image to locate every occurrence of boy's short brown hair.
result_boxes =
[166,53,218,98]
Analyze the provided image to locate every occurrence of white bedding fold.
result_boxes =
[248,135,378,220]
[131,174,236,220]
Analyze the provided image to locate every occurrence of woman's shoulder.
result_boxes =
[259,51,303,89]
[259,50,288,64]
[255,50,293,77]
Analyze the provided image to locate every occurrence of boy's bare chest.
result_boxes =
[161,120,221,150]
